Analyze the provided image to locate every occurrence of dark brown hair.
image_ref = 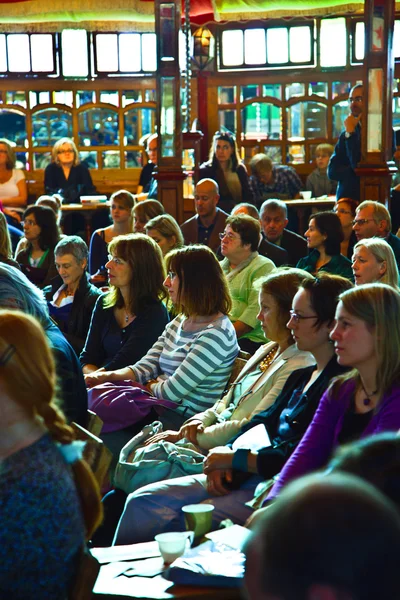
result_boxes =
[301,272,353,330]
[226,214,261,252]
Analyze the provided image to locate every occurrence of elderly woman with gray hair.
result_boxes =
[45,235,102,355]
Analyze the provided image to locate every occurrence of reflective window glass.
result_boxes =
[125,150,143,168]
[262,84,281,99]
[287,102,327,140]
[0,110,27,145]
[242,103,281,141]
[267,28,288,64]
[31,34,54,72]
[289,26,311,63]
[33,152,52,170]
[122,90,143,106]
[78,108,119,146]
[80,152,98,169]
[32,108,72,147]
[333,101,349,137]
[308,82,328,98]
[62,30,89,77]
[244,29,266,65]
[218,86,235,104]
[320,18,346,67]
[124,107,156,145]
[218,109,236,134]
[8,35,30,72]
[102,151,120,168]
[222,30,244,66]
[76,91,95,108]
[286,83,305,100]
[287,144,305,164]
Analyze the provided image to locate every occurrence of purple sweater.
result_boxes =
[267,379,400,501]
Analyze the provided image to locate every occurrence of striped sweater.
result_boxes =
[130,314,239,418]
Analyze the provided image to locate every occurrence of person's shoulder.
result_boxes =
[13,168,25,180]
[388,232,400,250]
[181,214,198,229]
[251,253,275,270]
[282,228,307,244]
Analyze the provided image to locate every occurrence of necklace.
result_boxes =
[259,347,279,373]
[360,381,378,406]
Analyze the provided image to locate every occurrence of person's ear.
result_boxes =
[379,260,387,276]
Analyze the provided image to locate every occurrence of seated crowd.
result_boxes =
[2,130,400,598]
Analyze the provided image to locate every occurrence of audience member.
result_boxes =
[0,310,102,599]
[181,179,228,253]
[16,205,60,289]
[111,273,351,544]
[81,233,169,374]
[329,432,400,510]
[333,197,358,258]
[297,211,353,279]
[244,472,400,600]
[306,143,337,197]
[44,137,96,204]
[230,203,289,267]
[220,214,275,354]
[353,200,400,268]
[85,245,239,430]
[145,213,184,257]
[0,138,27,226]
[45,236,102,355]
[0,212,19,269]
[267,283,400,501]
[328,84,363,201]
[352,238,399,289]
[89,189,135,281]
[14,194,64,257]
[260,199,307,266]
[199,132,253,213]
[249,154,302,207]
[136,133,157,195]
[133,199,164,233]
[0,264,88,425]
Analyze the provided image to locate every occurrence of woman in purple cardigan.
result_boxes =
[266,282,400,502]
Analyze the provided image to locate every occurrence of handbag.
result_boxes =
[114,421,205,494]
[87,380,178,434]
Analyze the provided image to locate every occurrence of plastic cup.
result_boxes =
[300,191,312,200]
[182,504,215,539]
[155,531,193,564]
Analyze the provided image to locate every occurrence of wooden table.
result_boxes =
[91,541,242,600]
[61,202,110,243]
[285,197,336,235]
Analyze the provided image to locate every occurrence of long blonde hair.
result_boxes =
[353,238,399,290]
[0,212,12,259]
[0,310,102,539]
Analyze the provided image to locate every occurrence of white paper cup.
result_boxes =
[155,531,193,564]
[300,191,312,200]
[182,504,215,539]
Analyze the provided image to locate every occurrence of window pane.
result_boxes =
[78,108,119,146]
[289,27,311,63]
[31,34,54,72]
[122,90,143,106]
[332,81,351,99]
[76,91,95,107]
[96,34,118,72]
[262,84,281,99]
[0,110,27,145]
[32,108,72,147]
[62,30,88,77]
[80,151,98,169]
[141,33,157,72]
[242,103,281,140]
[241,85,259,101]
[4,91,26,108]
[33,152,51,170]
[355,22,364,61]
[222,30,244,66]
[0,35,7,72]
[287,144,305,164]
[124,107,156,145]
[145,89,156,102]
[267,28,288,64]
[218,86,236,103]
[287,102,327,140]
[286,83,305,100]
[53,91,73,107]
[244,29,266,65]
[119,33,141,72]
[125,150,143,168]
[99,91,119,107]
[320,18,346,67]
[394,21,400,59]
[333,101,349,137]
[218,109,236,134]
[8,35,30,72]
[103,151,120,168]
[262,146,282,164]
[308,82,328,98]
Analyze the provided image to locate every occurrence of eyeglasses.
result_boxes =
[352,218,375,227]
[289,310,318,324]
[22,219,37,227]
[167,271,177,280]
[348,96,363,104]
[107,255,124,265]
[58,148,73,154]
[334,208,352,216]
[219,231,240,242]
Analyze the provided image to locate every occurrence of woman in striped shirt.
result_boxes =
[85,245,239,428]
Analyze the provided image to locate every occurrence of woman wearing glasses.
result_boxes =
[81,233,169,374]
[297,211,353,281]
[334,197,358,258]
[199,131,253,213]
[85,245,239,430]
[16,205,60,289]
[44,137,96,204]
[111,273,352,545]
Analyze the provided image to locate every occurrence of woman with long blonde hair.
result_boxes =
[352,237,399,289]
[0,310,102,598]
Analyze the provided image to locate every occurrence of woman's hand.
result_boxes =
[179,420,205,444]
[206,468,233,496]
[84,369,112,388]
[203,447,235,473]
[144,430,181,446]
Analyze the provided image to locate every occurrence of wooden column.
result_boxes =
[355,0,396,205]
[153,0,184,222]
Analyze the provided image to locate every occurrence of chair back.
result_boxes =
[87,409,104,437]
[71,422,112,489]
